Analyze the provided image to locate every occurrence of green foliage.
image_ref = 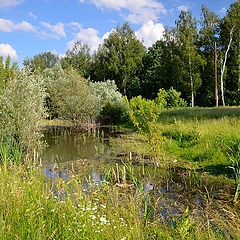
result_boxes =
[125,96,160,133]
[140,40,171,99]
[0,70,46,155]
[154,88,187,109]
[90,80,128,123]
[155,88,167,109]
[220,1,240,106]
[125,96,165,164]
[165,87,188,108]
[0,56,17,90]
[23,51,59,74]
[43,65,101,122]
[175,10,205,107]
[91,22,145,96]
[60,41,91,78]
[0,132,23,165]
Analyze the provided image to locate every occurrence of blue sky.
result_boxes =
[0,0,236,65]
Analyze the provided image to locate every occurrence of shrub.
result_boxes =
[155,88,167,109]
[90,80,128,124]
[0,70,46,155]
[165,87,187,108]
[154,87,187,110]
[43,65,101,123]
[124,96,160,133]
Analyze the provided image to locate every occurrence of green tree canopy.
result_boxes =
[23,51,59,73]
[60,41,91,78]
[91,22,146,96]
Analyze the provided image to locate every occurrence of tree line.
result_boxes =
[23,2,240,107]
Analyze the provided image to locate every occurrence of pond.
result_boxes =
[41,126,239,223]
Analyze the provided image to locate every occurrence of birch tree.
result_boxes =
[219,1,240,106]
[199,5,220,106]
[175,10,204,107]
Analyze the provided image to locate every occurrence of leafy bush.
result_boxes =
[90,80,128,123]
[165,87,187,108]
[155,87,187,110]
[43,65,101,123]
[155,88,167,109]
[124,96,161,133]
[125,96,165,164]
[0,70,46,155]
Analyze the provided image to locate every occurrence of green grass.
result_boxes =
[112,107,240,177]
[1,162,240,240]
[162,116,240,174]
[158,106,240,124]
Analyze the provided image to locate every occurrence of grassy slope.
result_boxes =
[159,107,240,175]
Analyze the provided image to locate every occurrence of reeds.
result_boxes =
[228,143,240,203]
[0,131,23,166]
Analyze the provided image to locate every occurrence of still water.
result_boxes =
[41,126,237,222]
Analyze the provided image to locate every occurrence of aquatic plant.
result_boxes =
[0,132,23,166]
[228,143,240,202]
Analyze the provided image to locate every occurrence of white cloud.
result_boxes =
[59,53,66,59]
[0,43,18,59]
[41,22,66,37]
[36,31,61,40]
[219,7,227,14]
[80,0,167,24]
[28,12,37,19]
[68,23,112,52]
[136,20,164,48]
[0,18,35,32]
[68,20,165,51]
[0,0,24,8]
[177,5,189,12]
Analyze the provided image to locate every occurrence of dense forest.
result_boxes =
[18,2,240,107]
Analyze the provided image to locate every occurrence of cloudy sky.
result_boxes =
[0,0,235,64]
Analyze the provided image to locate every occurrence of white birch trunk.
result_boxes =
[189,55,194,107]
[220,27,234,106]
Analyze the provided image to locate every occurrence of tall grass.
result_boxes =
[228,143,240,202]
[158,106,240,124]
[1,162,240,239]
[0,132,23,166]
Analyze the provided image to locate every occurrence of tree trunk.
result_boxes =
[215,42,218,107]
[238,41,240,92]
[189,55,194,107]
[123,75,127,95]
[220,27,234,106]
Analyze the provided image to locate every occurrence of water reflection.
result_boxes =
[41,126,118,169]
[41,127,236,224]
